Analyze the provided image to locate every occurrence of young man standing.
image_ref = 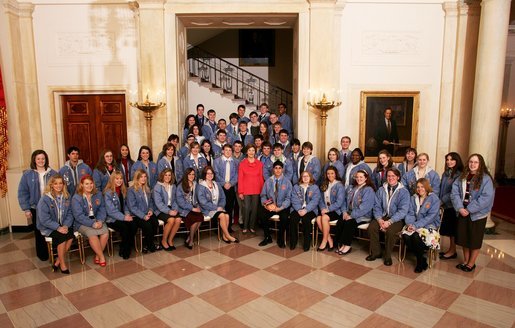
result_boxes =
[278,103,293,136]
[202,109,218,141]
[237,105,250,124]
[258,161,292,248]
[340,136,352,167]
[59,146,93,196]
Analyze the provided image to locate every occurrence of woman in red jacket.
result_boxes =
[238,144,264,234]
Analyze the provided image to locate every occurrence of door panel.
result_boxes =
[62,94,127,169]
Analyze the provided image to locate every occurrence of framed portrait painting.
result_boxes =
[359,91,420,162]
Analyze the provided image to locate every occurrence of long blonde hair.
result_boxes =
[43,175,70,199]
[104,171,127,196]
[132,169,150,193]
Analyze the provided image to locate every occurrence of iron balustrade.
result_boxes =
[188,46,292,112]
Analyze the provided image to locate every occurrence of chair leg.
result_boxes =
[47,241,54,265]
[107,230,113,257]
[78,235,85,264]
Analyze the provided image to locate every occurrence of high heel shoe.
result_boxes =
[317,244,327,252]
[51,263,59,272]
[222,238,232,244]
[59,266,70,274]
[327,242,335,252]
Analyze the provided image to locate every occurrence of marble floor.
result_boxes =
[0,219,514,328]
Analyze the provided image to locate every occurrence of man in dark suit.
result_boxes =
[195,104,206,126]
[375,107,399,155]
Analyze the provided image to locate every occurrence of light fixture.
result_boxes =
[307,90,342,156]
[129,90,165,147]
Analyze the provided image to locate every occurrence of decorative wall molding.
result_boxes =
[361,31,419,55]
[56,32,115,56]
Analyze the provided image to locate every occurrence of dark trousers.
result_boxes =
[136,215,159,249]
[289,211,316,249]
[260,207,289,243]
[368,219,403,259]
[31,209,49,261]
[107,220,138,255]
[222,186,236,223]
[402,233,428,261]
[335,218,358,246]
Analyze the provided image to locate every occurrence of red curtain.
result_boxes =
[0,67,8,197]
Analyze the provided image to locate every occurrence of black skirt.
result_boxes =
[456,215,487,249]
[439,208,457,237]
[48,229,75,246]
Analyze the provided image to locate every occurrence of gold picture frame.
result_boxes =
[359,91,420,163]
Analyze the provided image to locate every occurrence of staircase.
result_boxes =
[187,46,292,111]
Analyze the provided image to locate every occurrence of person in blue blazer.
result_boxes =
[367,167,410,266]
[157,142,183,183]
[321,148,345,183]
[258,161,293,248]
[289,171,321,251]
[117,144,134,186]
[182,142,208,181]
[233,121,254,147]
[401,153,441,196]
[197,166,238,243]
[371,150,394,189]
[403,178,441,273]
[153,169,181,251]
[127,169,161,253]
[182,114,197,143]
[439,152,463,260]
[59,146,93,196]
[36,175,74,274]
[18,149,58,261]
[397,147,417,178]
[213,145,239,226]
[93,149,117,192]
[294,142,321,183]
[130,146,158,189]
[265,143,294,182]
[211,129,229,158]
[72,175,108,266]
[451,154,495,272]
[316,167,345,251]
[176,168,204,249]
[335,169,375,255]
[104,171,137,259]
[342,148,372,188]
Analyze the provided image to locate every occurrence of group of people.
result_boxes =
[18,103,495,275]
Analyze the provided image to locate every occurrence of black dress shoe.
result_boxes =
[169,245,176,251]
[339,247,352,255]
[303,245,310,252]
[222,238,232,244]
[366,254,379,261]
[233,238,240,243]
[60,267,70,275]
[277,240,286,248]
[461,264,476,272]
[259,236,272,246]
[317,245,327,252]
[161,243,170,251]
[384,258,393,266]
[439,253,457,260]
[142,247,149,254]
[415,261,428,273]
[456,263,466,270]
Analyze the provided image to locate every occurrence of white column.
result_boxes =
[435,2,459,173]
[469,0,511,166]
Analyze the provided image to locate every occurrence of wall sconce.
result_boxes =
[129,90,165,147]
[307,89,342,156]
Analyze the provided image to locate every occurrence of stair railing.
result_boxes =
[188,46,293,112]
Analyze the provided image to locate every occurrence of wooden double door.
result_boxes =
[61,94,127,168]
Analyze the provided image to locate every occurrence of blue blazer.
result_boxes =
[93,168,113,193]
[342,162,372,187]
[451,174,494,221]
[211,142,226,159]
[104,190,130,223]
[182,154,208,179]
[318,182,346,215]
[440,170,461,209]
[396,161,415,178]
[36,193,74,236]
[127,187,155,219]
[322,161,345,182]
[176,183,199,217]
[59,161,92,196]
[234,133,254,146]
[71,192,107,229]
[130,161,158,189]
[291,184,321,215]
[343,185,375,223]
[294,156,321,184]
[153,183,179,216]
[260,175,292,210]
[263,156,294,182]
[401,167,441,196]
[213,157,238,187]
[197,181,226,216]
[373,183,410,223]
[202,121,218,141]
[179,145,190,159]
[372,169,390,190]
[405,193,441,229]
[157,156,184,183]
[278,113,293,135]
[18,168,57,211]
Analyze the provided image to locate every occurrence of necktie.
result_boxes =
[300,158,306,174]
[274,179,279,203]
[343,153,348,166]
[233,126,236,135]
[387,120,391,135]
[225,160,231,182]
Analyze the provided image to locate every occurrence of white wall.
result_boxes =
[32,3,139,167]
[337,2,444,165]
[505,32,515,178]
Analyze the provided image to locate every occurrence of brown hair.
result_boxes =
[158,168,176,185]
[416,178,433,194]
[460,153,493,190]
[298,170,315,185]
